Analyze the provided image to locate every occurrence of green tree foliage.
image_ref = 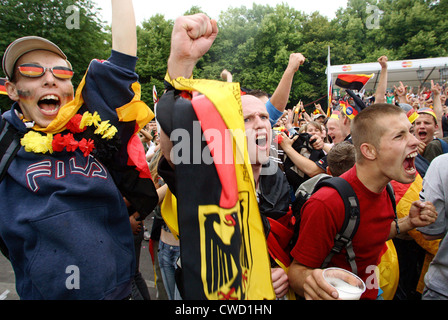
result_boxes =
[1,0,447,113]
[136,14,173,108]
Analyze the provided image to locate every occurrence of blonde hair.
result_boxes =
[304,121,323,134]
[148,149,163,187]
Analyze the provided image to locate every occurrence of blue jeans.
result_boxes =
[158,241,181,300]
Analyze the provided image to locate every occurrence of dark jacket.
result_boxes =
[0,51,140,299]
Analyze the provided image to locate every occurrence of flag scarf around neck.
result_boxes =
[32,69,153,135]
[160,74,275,300]
[32,71,88,134]
[31,64,157,217]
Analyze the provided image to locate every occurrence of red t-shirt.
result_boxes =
[290,165,395,300]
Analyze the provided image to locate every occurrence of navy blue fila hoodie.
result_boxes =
[0,51,142,299]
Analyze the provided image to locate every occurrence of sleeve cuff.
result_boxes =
[108,50,138,71]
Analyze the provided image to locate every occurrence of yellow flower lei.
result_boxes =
[20,111,118,155]
[21,131,54,154]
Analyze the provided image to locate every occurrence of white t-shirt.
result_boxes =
[418,153,448,296]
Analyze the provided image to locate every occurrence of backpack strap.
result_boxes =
[386,183,399,234]
[437,138,448,154]
[0,116,23,183]
[314,177,360,275]
[0,115,23,260]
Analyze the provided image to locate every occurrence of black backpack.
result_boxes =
[0,116,22,182]
[291,175,397,275]
[0,115,24,260]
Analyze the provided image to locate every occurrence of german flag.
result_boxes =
[339,100,359,120]
[157,75,275,300]
[0,78,7,95]
[335,74,373,91]
[390,176,440,295]
[407,109,418,124]
[377,239,399,300]
[327,84,332,118]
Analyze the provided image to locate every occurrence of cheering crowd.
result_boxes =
[0,0,447,300]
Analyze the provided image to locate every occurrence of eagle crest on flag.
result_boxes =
[199,192,252,300]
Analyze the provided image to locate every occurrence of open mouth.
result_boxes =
[417,131,427,140]
[255,134,268,148]
[403,151,417,175]
[38,94,61,116]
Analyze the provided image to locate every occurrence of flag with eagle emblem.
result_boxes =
[157,75,275,300]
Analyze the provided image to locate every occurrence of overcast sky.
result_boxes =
[93,0,348,25]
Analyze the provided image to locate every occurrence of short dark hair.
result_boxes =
[351,103,405,163]
[327,141,356,177]
[246,89,269,99]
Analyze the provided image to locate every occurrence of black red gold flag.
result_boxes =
[0,78,7,95]
[327,84,332,118]
[335,73,373,91]
[157,75,275,300]
[339,100,359,120]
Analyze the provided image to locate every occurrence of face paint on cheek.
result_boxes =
[17,90,34,102]
[62,92,74,101]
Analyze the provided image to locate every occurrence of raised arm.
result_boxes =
[394,81,409,104]
[269,53,306,112]
[159,14,218,166]
[375,56,388,104]
[221,69,233,82]
[111,0,137,57]
[167,14,218,79]
[431,80,444,138]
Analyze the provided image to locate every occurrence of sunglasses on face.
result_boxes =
[17,63,74,80]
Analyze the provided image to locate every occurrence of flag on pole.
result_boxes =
[152,85,159,104]
[326,46,332,117]
[335,73,374,91]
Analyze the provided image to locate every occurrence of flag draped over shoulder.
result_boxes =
[391,175,440,255]
[335,74,373,91]
[158,75,275,300]
[377,239,399,300]
[390,175,440,294]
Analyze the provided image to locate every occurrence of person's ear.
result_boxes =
[360,143,377,160]
[5,81,19,102]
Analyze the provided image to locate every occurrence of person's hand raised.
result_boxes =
[168,14,218,79]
